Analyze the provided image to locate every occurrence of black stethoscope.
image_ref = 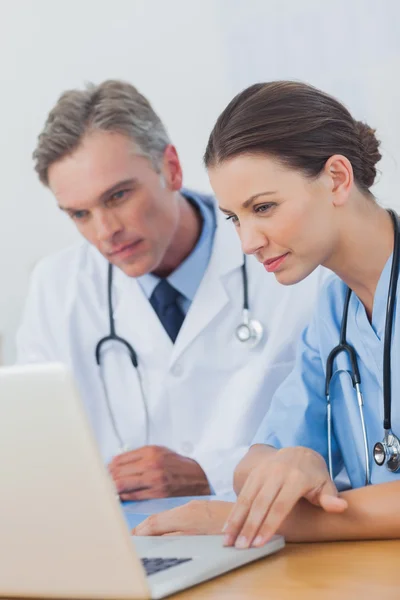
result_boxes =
[325,209,400,484]
[94,256,264,451]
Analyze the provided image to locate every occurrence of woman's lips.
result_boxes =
[263,253,289,273]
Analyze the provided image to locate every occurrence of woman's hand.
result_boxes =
[224,446,348,549]
[132,500,233,536]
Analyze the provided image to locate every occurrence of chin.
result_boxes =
[116,256,156,278]
[274,266,312,286]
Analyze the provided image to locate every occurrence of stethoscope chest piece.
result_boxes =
[236,309,264,348]
[373,430,400,472]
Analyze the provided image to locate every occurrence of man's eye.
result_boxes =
[72,210,88,220]
[111,190,128,202]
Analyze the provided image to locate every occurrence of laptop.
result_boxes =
[0,363,284,599]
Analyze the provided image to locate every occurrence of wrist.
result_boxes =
[186,458,211,495]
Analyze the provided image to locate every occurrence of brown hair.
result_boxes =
[204,81,381,191]
[33,80,170,185]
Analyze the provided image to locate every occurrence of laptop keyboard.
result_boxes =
[141,557,193,577]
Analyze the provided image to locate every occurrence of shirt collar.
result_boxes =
[137,189,216,302]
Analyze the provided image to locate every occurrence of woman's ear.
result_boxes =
[324,154,354,207]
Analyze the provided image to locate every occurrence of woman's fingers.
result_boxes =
[249,479,309,547]
[306,478,348,512]
[223,470,281,548]
[229,472,306,549]
[319,493,348,512]
[133,500,233,537]
[133,507,181,536]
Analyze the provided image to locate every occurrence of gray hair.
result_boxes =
[33,80,171,185]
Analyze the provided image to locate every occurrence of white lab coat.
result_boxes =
[16,198,328,493]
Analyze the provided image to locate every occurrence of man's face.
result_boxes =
[48,130,183,277]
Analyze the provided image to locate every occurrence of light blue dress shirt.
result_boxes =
[137,189,216,314]
[254,254,400,489]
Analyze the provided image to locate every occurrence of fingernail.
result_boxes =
[221,522,229,533]
[252,535,264,547]
[235,536,249,549]
[223,534,232,546]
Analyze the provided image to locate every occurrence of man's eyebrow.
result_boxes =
[98,178,138,203]
[58,178,138,212]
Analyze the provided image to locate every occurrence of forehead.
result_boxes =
[47,130,152,209]
[209,154,301,205]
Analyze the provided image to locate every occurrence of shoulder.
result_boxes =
[182,188,216,209]
[316,272,348,325]
[29,241,106,299]
[33,240,100,278]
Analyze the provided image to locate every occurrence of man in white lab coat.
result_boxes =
[17,80,325,499]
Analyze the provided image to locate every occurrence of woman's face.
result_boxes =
[209,154,338,285]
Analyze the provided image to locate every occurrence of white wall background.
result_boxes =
[0,0,399,363]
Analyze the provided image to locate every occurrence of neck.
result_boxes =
[153,192,202,277]
[324,198,395,320]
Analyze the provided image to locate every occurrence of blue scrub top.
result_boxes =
[254,254,400,489]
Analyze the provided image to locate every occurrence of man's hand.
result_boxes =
[224,446,348,549]
[132,500,233,536]
[108,446,211,500]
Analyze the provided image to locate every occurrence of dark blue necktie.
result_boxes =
[149,279,185,343]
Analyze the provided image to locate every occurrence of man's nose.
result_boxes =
[94,211,122,243]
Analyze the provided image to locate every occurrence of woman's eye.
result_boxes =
[225,215,239,224]
[255,203,274,214]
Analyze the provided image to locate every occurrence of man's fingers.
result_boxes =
[119,489,151,502]
[109,449,142,469]
[114,467,168,494]
[110,462,145,480]
[114,474,149,494]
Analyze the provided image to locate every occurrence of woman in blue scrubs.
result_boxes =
[133,81,400,545]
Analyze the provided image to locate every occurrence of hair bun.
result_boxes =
[354,120,381,188]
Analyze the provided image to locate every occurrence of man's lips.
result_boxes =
[108,240,143,258]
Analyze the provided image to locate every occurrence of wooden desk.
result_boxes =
[170,540,400,599]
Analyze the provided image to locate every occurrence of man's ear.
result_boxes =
[161,145,183,191]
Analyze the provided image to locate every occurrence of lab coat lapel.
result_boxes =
[112,265,173,359]
[170,212,244,363]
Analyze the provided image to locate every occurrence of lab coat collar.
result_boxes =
[100,195,244,360]
[168,204,244,363]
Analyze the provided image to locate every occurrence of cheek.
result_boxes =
[276,201,318,248]
[119,194,152,231]
[75,220,95,242]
